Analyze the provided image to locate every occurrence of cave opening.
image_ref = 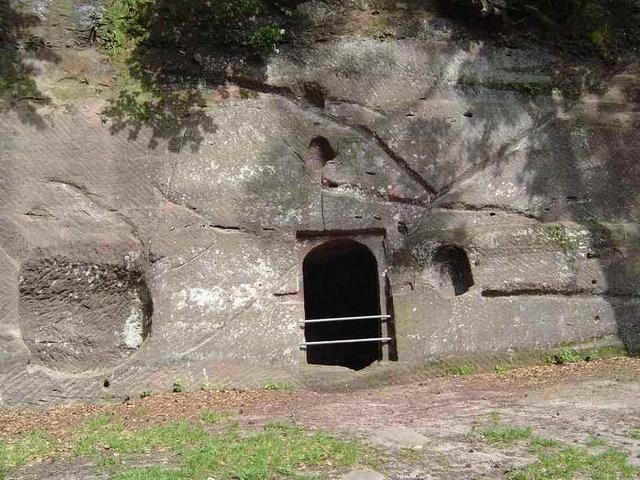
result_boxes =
[302,239,382,370]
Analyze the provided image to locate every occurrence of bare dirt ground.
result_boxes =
[2,358,640,479]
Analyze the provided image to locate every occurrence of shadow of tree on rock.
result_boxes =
[101,66,218,152]
[426,40,640,355]
[99,0,298,151]
[0,0,59,128]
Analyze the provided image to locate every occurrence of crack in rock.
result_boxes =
[356,125,439,197]
[323,180,429,208]
[166,241,218,273]
[434,202,542,220]
[482,288,640,298]
[46,178,148,254]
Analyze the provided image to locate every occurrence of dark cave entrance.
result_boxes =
[302,239,382,370]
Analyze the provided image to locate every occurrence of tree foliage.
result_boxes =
[101,0,286,58]
[448,0,640,56]
[98,0,290,150]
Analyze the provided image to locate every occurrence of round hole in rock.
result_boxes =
[302,240,382,370]
[308,136,336,162]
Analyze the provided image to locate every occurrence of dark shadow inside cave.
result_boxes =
[303,239,382,370]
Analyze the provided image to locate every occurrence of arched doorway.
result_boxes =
[302,239,383,370]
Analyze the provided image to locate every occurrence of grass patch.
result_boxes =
[509,446,638,480]
[0,440,6,480]
[0,430,55,472]
[546,348,584,365]
[200,410,230,425]
[172,379,185,393]
[263,381,295,393]
[494,364,513,375]
[628,429,640,440]
[529,436,561,452]
[586,346,629,360]
[481,426,533,445]
[585,437,607,448]
[98,454,119,467]
[546,346,629,365]
[398,448,423,464]
[112,421,369,479]
[449,365,476,376]
[478,426,639,479]
[1,414,370,480]
[116,467,182,479]
[71,414,207,457]
[139,389,152,399]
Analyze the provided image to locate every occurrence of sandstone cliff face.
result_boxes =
[1,0,638,404]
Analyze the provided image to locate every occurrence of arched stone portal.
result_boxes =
[302,239,383,370]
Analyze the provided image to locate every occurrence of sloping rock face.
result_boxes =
[0,0,638,404]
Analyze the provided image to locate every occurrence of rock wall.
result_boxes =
[0,0,638,404]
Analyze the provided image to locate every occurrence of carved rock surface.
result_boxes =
[0,0,638,404]
[19,258,151,373]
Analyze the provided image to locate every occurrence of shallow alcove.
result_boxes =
[432,245,474,296]
[306,136,337,171]
[302,82,327,108]
[19,258,153,373]
[302,239,382,370]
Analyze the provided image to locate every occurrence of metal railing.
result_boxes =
[300,337,392,348]
[298,314,391,325]
[299,314,392,348]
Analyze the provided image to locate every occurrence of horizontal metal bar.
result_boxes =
[299,314,391,324]
[300,337,392,347]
